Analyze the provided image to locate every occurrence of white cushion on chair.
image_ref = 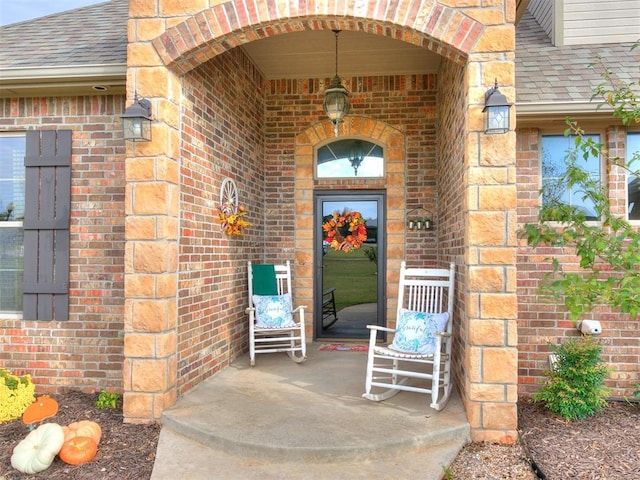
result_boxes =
[252,294,296,328]
[389,309,449,355]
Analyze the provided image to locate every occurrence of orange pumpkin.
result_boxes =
[58,436,98,465]
[22,395,59,425]
[62,420,101,445]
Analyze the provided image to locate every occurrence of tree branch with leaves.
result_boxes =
[521,44,640,320]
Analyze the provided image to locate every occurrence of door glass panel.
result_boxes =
[318,198,381,339]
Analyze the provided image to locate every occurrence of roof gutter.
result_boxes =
[515,101,622,128]
[0,64,126,83]
[516,101,613,116]
[0,64,126,97]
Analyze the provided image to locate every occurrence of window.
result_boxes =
[316,139,384,178]
[0,134,25,313]
[627,132,640,221]
[541,134,601,221]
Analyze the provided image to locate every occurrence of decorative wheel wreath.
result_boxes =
[322,210,368,252]
[219,178,238,211]
[217,178,250,236]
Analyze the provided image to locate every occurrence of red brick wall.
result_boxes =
[176,49,265,394]
[516,126,640,398]
[436,58,469,398]
[172,51,444,391]
[264,74,439,264]
[0,95,126,394]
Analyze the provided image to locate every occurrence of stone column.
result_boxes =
[464,23,519,443]
[122,2,182,422]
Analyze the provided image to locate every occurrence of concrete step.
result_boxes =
[151,427,467,480]
[150,346,470,479]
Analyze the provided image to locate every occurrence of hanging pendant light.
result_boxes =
[348,140,364,176]
[323,30,350,136]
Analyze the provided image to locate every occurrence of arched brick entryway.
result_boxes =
[124,0,518,443]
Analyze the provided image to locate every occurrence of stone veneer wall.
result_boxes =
[516,126,640,398]
[0,95,127,393]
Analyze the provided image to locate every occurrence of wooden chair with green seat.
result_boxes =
[247,260,307,366]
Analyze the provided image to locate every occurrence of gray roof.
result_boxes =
[0,0,127,69]
[515,12,639,106]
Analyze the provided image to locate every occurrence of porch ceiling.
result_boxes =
[242,30,441,79]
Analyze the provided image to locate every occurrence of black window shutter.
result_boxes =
[23,130,71,320]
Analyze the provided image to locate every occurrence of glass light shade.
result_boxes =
[122,97,152,141]
[482,82,511,134]
[122,116,151,141]
[323,75,350,136]
[485,105,510,134]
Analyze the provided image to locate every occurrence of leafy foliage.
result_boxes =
[0,369,35,424]
[217,204,250,236]
[94,390,121,410]
[534,337,610,421]
[520,45,640,321]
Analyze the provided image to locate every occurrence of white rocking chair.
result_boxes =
[246,261,307,366]
[363,261,455,410]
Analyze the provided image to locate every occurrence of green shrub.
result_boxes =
[0,368,36,424]
[95,390,121,409]
[534,336,610,421]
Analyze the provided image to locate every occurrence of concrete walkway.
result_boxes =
[151,344,470,479]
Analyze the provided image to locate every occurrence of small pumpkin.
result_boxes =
[62,420,102,445]
[11,423,64,474]
[58,436,98,465]
[22,395,59,426]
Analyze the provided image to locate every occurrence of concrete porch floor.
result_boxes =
[151,344,470,479]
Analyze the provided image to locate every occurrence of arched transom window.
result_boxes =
[316,139,384,178]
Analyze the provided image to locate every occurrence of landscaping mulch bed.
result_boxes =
[518,398,640,480]
[0,391,160,480]
[2,392,639,479]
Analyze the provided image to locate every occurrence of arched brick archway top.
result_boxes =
[152,1,482,74]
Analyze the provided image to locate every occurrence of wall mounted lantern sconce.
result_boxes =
[482,79,511,134]
[323,30,351,137]
[407,206,433,231]
[122,94,152,141]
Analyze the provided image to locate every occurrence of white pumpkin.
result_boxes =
[11,423,65,474]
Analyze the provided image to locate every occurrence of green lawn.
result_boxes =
[322,245,377,311]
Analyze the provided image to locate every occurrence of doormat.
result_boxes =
[318,344,368,352]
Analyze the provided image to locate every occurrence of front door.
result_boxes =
[314,192,385,339]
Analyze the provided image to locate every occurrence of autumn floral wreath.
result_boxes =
[322,210,367,252]
[217,204,250,236]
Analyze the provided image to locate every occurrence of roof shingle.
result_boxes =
[0,0,128,69]
[516,12,639,105]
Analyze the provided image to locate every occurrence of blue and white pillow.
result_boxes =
[252,294,296,328]
[389,309,449,355]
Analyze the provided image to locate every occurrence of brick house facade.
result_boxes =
[0,0,637,444]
